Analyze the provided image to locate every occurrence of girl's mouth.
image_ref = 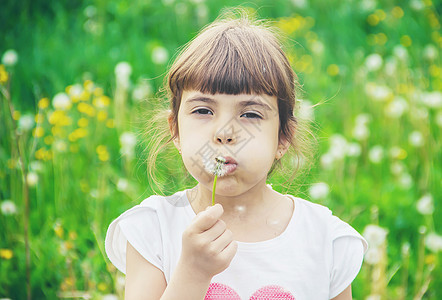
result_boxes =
[221,156,238,175]
[204,156,238,176]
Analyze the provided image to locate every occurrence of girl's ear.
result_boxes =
[168,113,181,152]
[275,138,290,160]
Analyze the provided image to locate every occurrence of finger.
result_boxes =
[201,219,227,242]
[219,240,238,262]
[211,228,234,252]
[192,204,224,233]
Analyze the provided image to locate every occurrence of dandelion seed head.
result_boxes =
[1,200,17,216]
[364,247,383,265]
[420,91,442,109]
[364,53,383,71]
[416,194,434,215]
[363,224,388,247]
[398,173,413,189]
[18,114,35,131]
[368,145,384,164]
[425,232,442,253]
[53,93,72,110]
[27,172,38,186]
[117,178,129,192]
[1,49,18,66]
[308,182,330,200]
[408,131,424,147]
[151,46,169,65]
[385,97,408,118]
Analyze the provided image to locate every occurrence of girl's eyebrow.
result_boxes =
[184,96,217,105]
[238,99,273,111]
[185,95,273,111]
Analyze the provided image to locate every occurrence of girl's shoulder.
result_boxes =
[288,195,368,251]
[288,195,333,219]
[105,190,191,274]
[138,189,188,211]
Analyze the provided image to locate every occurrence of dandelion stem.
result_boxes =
[212,175,218,206]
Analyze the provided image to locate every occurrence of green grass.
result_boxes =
[1,0,441,299]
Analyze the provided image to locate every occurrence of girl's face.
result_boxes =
[172,90,287,196]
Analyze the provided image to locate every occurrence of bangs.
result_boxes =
[169,21,294,99]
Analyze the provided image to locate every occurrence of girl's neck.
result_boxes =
[187,180,295,243]
[188,179,277,218]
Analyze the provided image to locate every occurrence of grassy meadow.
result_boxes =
[1,0,441,299]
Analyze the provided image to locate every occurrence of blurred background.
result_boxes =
[0,0,441,299]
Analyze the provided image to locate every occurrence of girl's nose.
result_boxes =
[214,126,237,145]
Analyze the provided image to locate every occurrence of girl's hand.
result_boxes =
[179,203,238,280]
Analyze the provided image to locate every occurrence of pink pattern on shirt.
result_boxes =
[205,283,240,300]
[205,283,295,300]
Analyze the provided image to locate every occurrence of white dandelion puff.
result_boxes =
[408,131,424,147]
[368,145,384,164]
[1,49,18,66]
[26,172,39,186]
[365,53,383,71]
[425,232,442,253]
[52,93,72,110]
[18,114,35,131]
[416,194,434,215]
[151,46,169,65]
[309,182,330,200]
[1,200,17,215]
[363,224,388,247]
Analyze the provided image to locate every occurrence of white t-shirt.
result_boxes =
[105,190,367,300]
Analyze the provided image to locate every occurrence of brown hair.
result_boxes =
[145,11,314,193]
[168,14,297,145]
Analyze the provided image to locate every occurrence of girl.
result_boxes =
[105,13,367,300]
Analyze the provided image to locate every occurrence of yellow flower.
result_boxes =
[0,65,8,84]
[68,128,88,142]
[97,111,108,121]
[35,113,44,123]
[7,159,16,169]
[38,97,50,109]
[106,119,115,128]
[49,110,71,126]
[327,64,339,76]
[96,145,110,162]
[77,102,96,117]
[377,33,388,45]
[79,90,91,101]
[93,95,110,108]
[33,127,44,138]
[44,136,54,145]
[69,231,78,241]
[84,79,94,91]
[12,110,20,120]
[375,9,386,21]
[392,6,404,18]
[93,87,104,97]
[400,35,412,47]
[367,14,379,26]
[54,222,64,238]
[35,148,53,161]
[63,276,75,287]
[78,117,89,127]
[0,249,13,260]
[97,282,108,292]
[430,65,440,77]
[278,17,301,35]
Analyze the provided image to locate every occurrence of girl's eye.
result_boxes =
[192,108,213,115]
[241,112,262,119]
